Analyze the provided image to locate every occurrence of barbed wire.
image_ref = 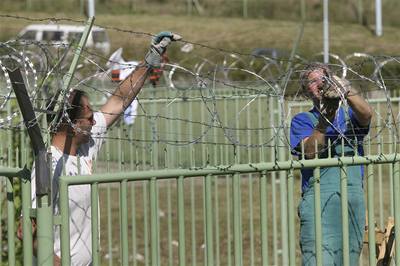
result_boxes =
[1,14,400,164]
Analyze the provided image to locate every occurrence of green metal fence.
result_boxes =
[1,95,400,265]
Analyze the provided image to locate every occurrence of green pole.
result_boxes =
[205,174,214,266]
[50,16,94,130]
[243,0,248,18]
[60,179,71,265]
[357,0,364,25]
[300,0,306,22]
[26,0,32,10]
[340,166,350,266]
[259,170,269,265]
[313,141,322,265]
[233,173,242,265]
[149,178,159,266]
[278,98,288,265]
[287,168,296,265]
[269,97,278,265]
[7,177,16,266]
[177,176,186,265]
[91,183,100,265]
[120,180,129,265]
[393,161,400,265]
[21,169,33,266]
[367,140,376,264]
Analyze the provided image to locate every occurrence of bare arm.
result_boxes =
[303,100,337,159]
[100,31,182,128]
[100,65,149,128]
[303,118,329,159]
[346,88,373,127]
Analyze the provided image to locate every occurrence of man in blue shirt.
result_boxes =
[290,63,373,265]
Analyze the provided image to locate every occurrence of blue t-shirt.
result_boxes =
[290,106,369,191]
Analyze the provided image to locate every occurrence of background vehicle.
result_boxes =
[17,24,111,55]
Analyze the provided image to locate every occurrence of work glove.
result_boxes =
[144,31,182,68]
[321,75,351,100]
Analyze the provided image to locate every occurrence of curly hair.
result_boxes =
[299,63,333,93]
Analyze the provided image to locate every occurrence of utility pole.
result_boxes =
[88,0,95,18]
[323,0,329,63]
[375,0,383,36]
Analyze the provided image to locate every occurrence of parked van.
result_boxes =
[17,24,111,55]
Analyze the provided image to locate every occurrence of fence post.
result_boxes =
[9,68,53,265]
[50,16,94,130]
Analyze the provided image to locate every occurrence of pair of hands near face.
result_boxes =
[319,75,351,123]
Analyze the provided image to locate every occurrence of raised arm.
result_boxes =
[100,32,182,128]
[333,75,372,127]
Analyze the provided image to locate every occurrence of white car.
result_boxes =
[18,24,111,55]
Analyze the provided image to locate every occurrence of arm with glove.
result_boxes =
[302,72,372,158]
[101,31,182,128]
[334,76,373,127]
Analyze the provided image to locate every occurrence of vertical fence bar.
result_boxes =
[204,174,214,266]
[120,180,129,265]
[393,161,400,265]
[278,98,288,265]
[106,141,113,265]
[143,180,149,266]
[131,181,137,266]
[367,161,376,263]
[258,97,265,164]
[246,106,254,266]
[224,96,232,266]
[60,179,71,265]
[190,175,197,266]
[91,183,100,265]
[6,177,15,266]
[7,102,13,167]
[259,170,269,265]
[213,111,220,266]
[313,142,322,265]
[177,175,186,265]
[150,178,159,266]
[269,96,278,265]
[21,169,33,265]
[0,175,2,266]
[167,179,173,266]
[377,107,384,228]
[340,166,350,266]
[214,175,220,266]
[130,130,137,266]
[233,173,243,265]
[287,168,296,265]
[389,115,394,216]
[225,173,232,266]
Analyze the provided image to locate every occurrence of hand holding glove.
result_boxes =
[144,31,182,68]
[321,75,351,100]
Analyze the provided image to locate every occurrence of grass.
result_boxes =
[1,0,400,27]
[0,12,400,62]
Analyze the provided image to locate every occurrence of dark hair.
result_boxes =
[299,63,332,92]
[46,89,87,130]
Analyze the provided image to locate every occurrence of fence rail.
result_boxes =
[1,96,400,265]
